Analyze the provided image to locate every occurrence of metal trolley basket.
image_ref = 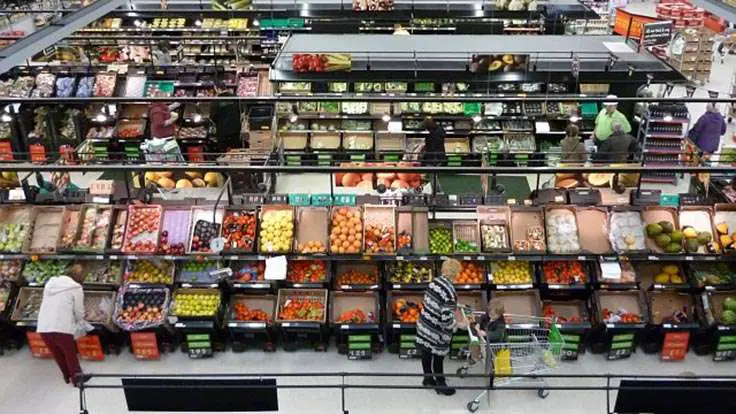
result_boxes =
[456,308,565,413]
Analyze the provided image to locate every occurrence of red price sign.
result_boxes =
[77,335,105,361]
[0,141,13,161]
[661,331,689,361]
[130,332,160,360]
[26,332,52,359]
[186,146,204,163]
[29,144,46,163]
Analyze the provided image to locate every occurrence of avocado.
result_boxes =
[670,230,683,243]
[697,232,712,245]
[658,221,674,234]
[646,223,663,237]
[685,239,700,253]
[655,234,671,248]
[664,243,681,254]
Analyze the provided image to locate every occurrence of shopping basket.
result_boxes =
[456,307,564,413]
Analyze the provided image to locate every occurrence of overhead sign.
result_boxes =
[641,21,674,46]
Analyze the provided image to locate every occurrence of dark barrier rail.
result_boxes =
[76,372,736,414]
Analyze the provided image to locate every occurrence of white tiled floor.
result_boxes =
[0,345,734,414]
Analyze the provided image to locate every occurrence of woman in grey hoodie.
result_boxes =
[37,264,90,386]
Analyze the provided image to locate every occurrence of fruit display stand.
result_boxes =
[227,294,276,352]
[275,288,329,351]
[363,205,396,255]
[386,291,424,357]
[0,205,31,253]
[83,289,123,356]
[294,207,329,255]
[696,290,736,361]
[397,207,429,255]
[106,206,128,252]
[10,287,43,328]
[429,221,453,255]
[329,206,363,255]
[0,281,22,354]
[169,288,224,357]
[488,261,535,290]
[121,205,162,254]
[177,261,225,287]
[79,260,123,288]
[636,263,689,291]
[113,285,175,357]
[221,207,258,254]
[157,206,192,255]
[23,206,64,254]
[333,262,381,291]
[453,261,487,290]
[641,290,698,359]
[510,207,547,254]
[385,260,433,290]
[22,260,70,286]
[589,290,648,360]
[259,205,295,254]
[540,261,591,291]
[285,260,330,288]
[71,205,114,254]
[187,207,224,255]
[331,291,381,359]
[492,290,543,324]
[478,206,511,254]
[543,300,592,361]
[57,207,81,252]
[228,261,274,290]
[123,258,175,285]
[688,262,736,290]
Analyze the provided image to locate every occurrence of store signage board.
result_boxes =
[641,21,673,47]
[661,331,688,361]
[77,335,105,361]
[608,333,635,360]
[560,333,582,361]
[26,332,52,359]
[130,332,160,360]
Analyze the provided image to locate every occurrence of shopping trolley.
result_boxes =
[455,307,564,413]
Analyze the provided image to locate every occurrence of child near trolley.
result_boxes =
[471,300,506,362]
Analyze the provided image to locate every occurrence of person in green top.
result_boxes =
[593,95,631,145]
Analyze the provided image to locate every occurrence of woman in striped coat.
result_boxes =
[416,259,464,395]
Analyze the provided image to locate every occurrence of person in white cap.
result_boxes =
[593,95,631,146]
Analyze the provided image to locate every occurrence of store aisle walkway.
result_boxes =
[1,348,734,413]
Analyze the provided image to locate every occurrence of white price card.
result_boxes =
[265,255,288,280]
[210,237,225,253]
[599,261,622,280]
[8,188,25,201]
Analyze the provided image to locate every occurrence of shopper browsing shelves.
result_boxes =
[37,264,91,387]
[416,259,467,396]
[593,95,631,146]
[210,87,242,152]
[560,124,587,163]
[689,103,727,156]
[422,117,446,166]
[594,122,638,163]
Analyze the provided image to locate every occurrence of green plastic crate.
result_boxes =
[580,102,599,118]
[463,102,482,116]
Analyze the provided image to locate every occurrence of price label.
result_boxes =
[554,195,564,203]
[577,256,587,261]
[508,256,516,261]
[210,237,225,253]
[661,332,689,361]
[648,255,660,261]
[130,332,160,360]
[8,188,25,201]
[26,332,52,359]
[685,256,694,261]
[506,199,516,205]
[77,335,104,361]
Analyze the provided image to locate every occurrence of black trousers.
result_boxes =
[420,348,446,384]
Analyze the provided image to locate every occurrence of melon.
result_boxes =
[391,179,409,189]
[361,173,373,182]
[587,173,614,187]
[157,177,175,190]
[342,173,361,187]
[176,179,193,189]
[356,180,373,190]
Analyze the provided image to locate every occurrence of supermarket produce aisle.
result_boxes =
[1,349,734,413]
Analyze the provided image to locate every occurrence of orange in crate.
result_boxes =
[454,262,485,285]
